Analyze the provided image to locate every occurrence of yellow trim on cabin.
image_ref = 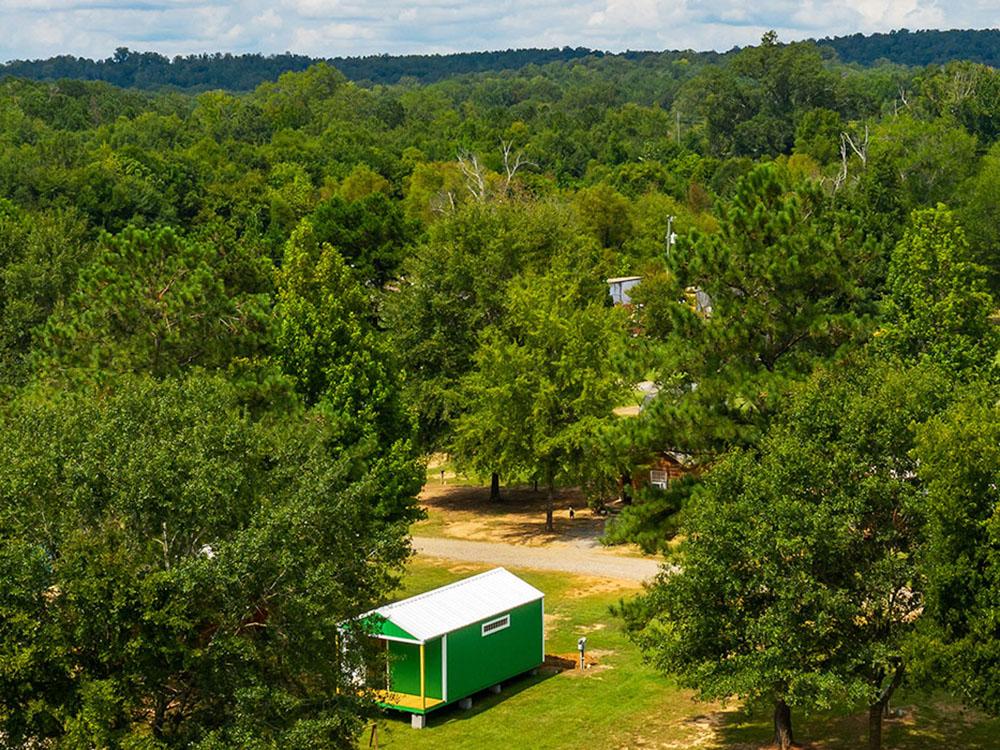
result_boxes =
[373,690,444,712]
[419,642,426,710]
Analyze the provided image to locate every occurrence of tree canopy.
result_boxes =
[0,373,419,749]
[2,29,1000,748]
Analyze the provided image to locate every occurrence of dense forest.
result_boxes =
[3,28,1000,91]
[1,28,999,750]
[0,46,608,90]
[824,28,1000,67]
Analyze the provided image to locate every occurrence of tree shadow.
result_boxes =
[378,664,560,730]
[418,483,608,546]
[702,696,1000,750]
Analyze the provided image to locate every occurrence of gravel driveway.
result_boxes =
[412,535,663,583]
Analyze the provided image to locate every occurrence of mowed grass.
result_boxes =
[360,559,1000,749]
[362,559,710,749]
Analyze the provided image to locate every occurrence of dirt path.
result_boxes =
[412,535,664,582]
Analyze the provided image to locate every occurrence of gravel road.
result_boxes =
[411,536,664,583]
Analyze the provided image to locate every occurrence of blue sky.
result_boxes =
[1,0,993,62]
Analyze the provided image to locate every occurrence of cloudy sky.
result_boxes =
[0,0,993,62]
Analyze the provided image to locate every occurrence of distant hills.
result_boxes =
[2,28,998,92]
[0,47,603,91]
[822,28,1000,67]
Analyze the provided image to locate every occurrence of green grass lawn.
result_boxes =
[360,560,1000,749]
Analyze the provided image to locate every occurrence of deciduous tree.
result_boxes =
[453,269,629,529]
[0,373,419,749]
[912,392,1000,715]
[622,357,951,750]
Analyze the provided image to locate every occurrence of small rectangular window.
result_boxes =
[650,470,669,489]
[481,614,510,636]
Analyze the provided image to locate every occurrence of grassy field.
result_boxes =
[360,559,1000,750]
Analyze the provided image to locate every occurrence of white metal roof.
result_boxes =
[369,567,544,642]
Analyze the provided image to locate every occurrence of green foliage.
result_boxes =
[2,36,1000,748]
[920,62,1000,144]
[0,373,419,748]
[959,140,1000,291]
[274,221,419,515]
[635,164,875,453]
[623,356,952,733]
[35,225,272,380]
[825,29,1000,68]
[868,116,978,210]
[603,476,696,551]
[338,163,390,202]
[255,64,348,131]
[689,38,841,158]
[853,153,907,243]
[0,203,92,386]
[793,107,842,163]
[912,392,1000,714]
[573,183,633,249]
[308,192,416,287]
[385,201,604,450]
[453,269,630,492]
[878,205,998,376]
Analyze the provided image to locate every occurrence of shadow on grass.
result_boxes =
[703,693,1000,750]
[380,665,559,730]
[418,483,607,546]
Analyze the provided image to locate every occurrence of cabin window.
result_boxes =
[650,470,669,489]
[481,614,510,636]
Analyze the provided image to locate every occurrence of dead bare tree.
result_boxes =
[457,151,487,202]
[429,189,456,216]
[951,67,977,101]
[829,125,869,194]
[832,134,849,193]
[457,150,488,202]
[456,141,536,203]
[500,139,536,195]
[843,125,869,168]
[898,87,909,108]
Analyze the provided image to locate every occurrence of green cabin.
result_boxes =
[364,567,544,728]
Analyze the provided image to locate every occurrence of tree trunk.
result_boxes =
[868,702,883,750]
[773,698,794,750]
[869,664,904,750]
[545,481,555,532]
[490,472,500,502]
[620,473,632,504]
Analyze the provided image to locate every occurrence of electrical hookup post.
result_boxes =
[577,637,587,669]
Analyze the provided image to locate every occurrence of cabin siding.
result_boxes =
[445,599,543,700]
[388,638,444,700]
[424,637,443,700]
[387,640,422,695]
[363,568,545,717]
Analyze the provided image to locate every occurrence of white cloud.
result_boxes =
[0,0,993,62]
[588,0,662,29]
[282,0,346,20]
[849,0,937,27]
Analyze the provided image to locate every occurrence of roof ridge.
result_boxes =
[378,566,510,612]
[366,566,544,641]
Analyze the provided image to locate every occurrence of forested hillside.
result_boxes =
[1,30,999,750]
[0,46,608,90]
[823,28,1000,67]
[3,28,1000,92]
